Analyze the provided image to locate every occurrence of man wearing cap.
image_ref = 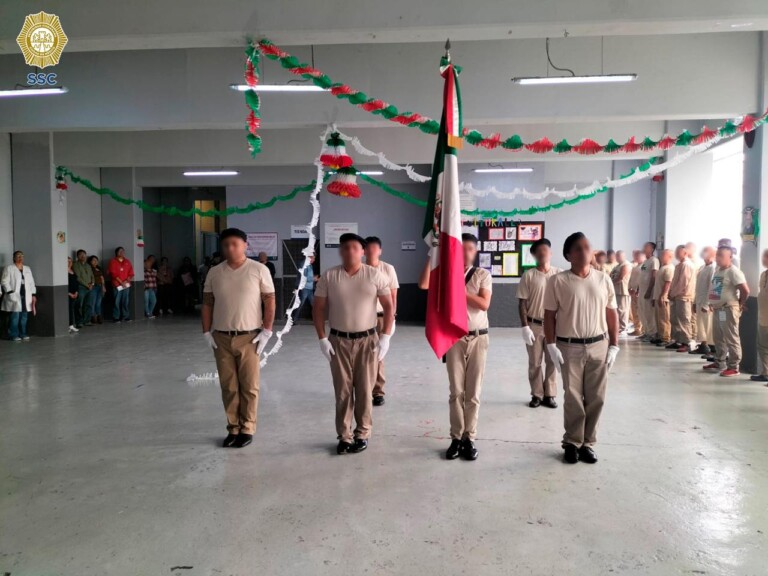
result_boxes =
[314,233,394,455]
[364,236,400,407]
[544,232,619,465]
[610,250,632,336]
[628,250,645,336]
[639,242,659,342]
[202,228,275,449]
[517,238,560,409]
[419,233,492,461]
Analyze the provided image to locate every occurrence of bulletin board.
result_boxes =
[469,220,545,278]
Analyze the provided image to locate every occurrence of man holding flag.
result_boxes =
[418,43,492,461]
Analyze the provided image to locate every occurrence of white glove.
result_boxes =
[203,331,217,350]
[252,329,273,354]
[546,343,564,373]
[319,338,335,362]
[521,326,535,346]
[390,320,396,337]
[378,333,391,361]
[606,345,620,372]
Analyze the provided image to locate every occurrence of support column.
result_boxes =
[100,168,144,321]
[0,133,13,267]
[11,133,69,336]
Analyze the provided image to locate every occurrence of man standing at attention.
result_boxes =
[610,250,632,337]
[314,234,394,455]
[544,232,619,465]
[419,233,492,461]
[704,245,749,377]
[691,247,716,357]
[517,238,559,409]
[258,251,276,280]
[628,251,645,337]
[1,251,37,341]
[108,247,135,323]
[73,249,95,328]
[653,249,675,347]
[752,249,768,384]
[666,245,697,352]
[364,236,399,407]
[202,228,275,449]
[639,242,659,342]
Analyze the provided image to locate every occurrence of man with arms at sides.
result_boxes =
[704,245,750,377]
[691,247,716,357]
[1,251,37,341]
[202,228,275,449]
[653,249,675,347]
[258,251,276,280]
[517,239,560,409]
[610,250,632,337]
[752,249,768,383]
[639,242,659,342]
[108,246,135,323]
[666,245,697,352]
[364,236,400,407]
[544,232,619,465]
[73,249,95,328]
[419,233,492,461]
[314,234,394,455]
[628,250,645,337]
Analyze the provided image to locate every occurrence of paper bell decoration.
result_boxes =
[55,175,68,190]
[320,132,354,169]
[327,167,361,198]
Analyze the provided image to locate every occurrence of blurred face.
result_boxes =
[675,247,687,262]
[533,244,551,266]
[595,252,606,265]
[90,257,99,267]
[607,251,616,263]
[685,243,696,258]
[13,252,23,265]
[161,258,168,266]
[660,250,673,265]
[365,242,382,262]
[258,252,267,262]
[716,248,732,268]
[567,237,592,268]
[77,251,86,262]
[116,248,125,259]
[309,255,315,264]
[463,240,478,267]
[220,237,247,262]
[701,247,715,264]
[643,243,655,257]
[616,251,626,264]
[146,256,155,267]
[339,240,364,267]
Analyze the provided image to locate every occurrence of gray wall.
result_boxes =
[66,167,103,259]
[0,133,12,268]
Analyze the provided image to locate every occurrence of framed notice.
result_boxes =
[471,220,544,278]
[518,223,543,242]
[502,253,519,277]
[324,222,358,248]
[246,232,278,259]
[520,243,537,268]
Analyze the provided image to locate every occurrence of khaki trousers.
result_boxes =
[616,294,630,333]
[446,333,489,440]
[656,300,671,341]
[630,295,643,334]
[373,316,386,397]
[212,331,261,434]
[713,304,742,370]
[671,298,693,343]
[558,339,609,448]
[696,307,713,344]
[329,333,378,442]
[640,296,657,337]
[758,324,768,376]
[526,323,557,399]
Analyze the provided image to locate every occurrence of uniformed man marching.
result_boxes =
[544,232,619,465]
[364,236,400,407]
[517,238,560,409]
[419,233,492,461]
[314,233,394,455]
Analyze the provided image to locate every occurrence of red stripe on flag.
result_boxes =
[425,231,467,358]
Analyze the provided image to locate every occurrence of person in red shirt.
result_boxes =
[108,246,135,322]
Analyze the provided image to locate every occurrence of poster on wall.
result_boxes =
[291,225,310,239]
[520,243,537,268]
[502,253,519,277]
[468,220,544,279]
[518,224,543,242]
[246,232,278,260]
[324,222,358,248]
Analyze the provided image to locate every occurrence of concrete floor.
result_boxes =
[1,319,767,576]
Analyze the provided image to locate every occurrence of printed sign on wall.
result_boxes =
[324,223,358,248]
[246,232,278,259]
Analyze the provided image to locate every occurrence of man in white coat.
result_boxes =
[1,251,37,341]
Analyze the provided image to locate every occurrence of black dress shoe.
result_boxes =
[373,395,385,406]
[222,433,238,448]
[542,396,558,409]
[563,444,579,464]
[578,446,598,464]
[750,374,768,382]
[665,342,681,350]
[336,440,353,454]
[350,439,368,453]
[445,439,462,460]
[650,338,662,345]
[690,344,708,355]
[528,396,542,408]
[460,438,478,461]
[233,433,253,448]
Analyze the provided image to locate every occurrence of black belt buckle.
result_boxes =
[376,312,384,317]
[467,328,489,337]
[218,329,259,336]
[526,316,543,326]
[330,327,376,339]
[557,333,606,345]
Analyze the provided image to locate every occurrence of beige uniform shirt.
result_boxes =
[628,263,642,292]
[669,259,696,300]
[695,263,716,308]
[543,269,617,339]
[602,262,617,276]
[466,267,492,331]
[708,265,747,308]
[517,266,561,321]
[315,264,390,332]
[654,264,675,299]
[639,256,660,296]
[203,259,275,331]
[370,260,399,313]
[610,261,632,296]
[759,270,768,327]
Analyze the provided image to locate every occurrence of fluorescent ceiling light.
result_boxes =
[512,74,637,85]
[0,87,68,98]
[183,170,239,177]
[473,168,533,174]
[359,171,384,175]
[229,83,324,92]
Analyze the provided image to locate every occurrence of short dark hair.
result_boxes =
[606,249,615,256]
[530,238,551,255]
[76,249,86,256]
[219,228,248,242]
[461,233,478,245]
[87,255,98,266]
[13,250,23,259]
[644,241,657,251]
[115,246,124,256]
[364,236,382,248]
[340,233,366,247]
[563,232,587,260]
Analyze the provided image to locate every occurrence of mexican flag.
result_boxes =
[423,55,467,359]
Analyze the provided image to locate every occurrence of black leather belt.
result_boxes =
[216,329,260,336]
[526,316,543,326]
[377,312,384,317]
[330,327,376,339]
[467,328,489,337]
[557,334,606,345]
